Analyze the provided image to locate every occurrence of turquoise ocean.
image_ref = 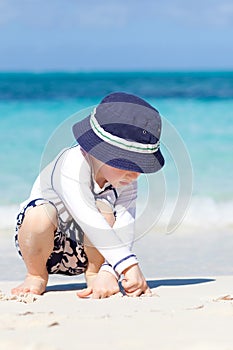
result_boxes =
[0,71,232,233]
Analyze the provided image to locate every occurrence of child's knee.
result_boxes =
[19,204,57,235]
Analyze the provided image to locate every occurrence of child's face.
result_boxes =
[98,163,140,188]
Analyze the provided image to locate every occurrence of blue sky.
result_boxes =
[0,0,233,71]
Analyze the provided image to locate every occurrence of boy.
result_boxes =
[12,92,165,299]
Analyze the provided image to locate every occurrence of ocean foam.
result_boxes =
[0,197,232,232]
[158,197,233,233]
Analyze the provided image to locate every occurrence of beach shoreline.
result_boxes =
[0,60,233,350]
[1,225,233,281]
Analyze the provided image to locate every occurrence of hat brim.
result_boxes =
[72,115,165,174]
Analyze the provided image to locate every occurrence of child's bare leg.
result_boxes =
[84,200,115,287]
[83,235,104,287]
[11,204,57,295]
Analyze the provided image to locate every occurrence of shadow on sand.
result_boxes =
[46,277,215,293]
[146,278,215,289]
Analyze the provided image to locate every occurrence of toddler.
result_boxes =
[12,92,165,298]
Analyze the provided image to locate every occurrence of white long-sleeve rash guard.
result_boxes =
[22,145,138,277]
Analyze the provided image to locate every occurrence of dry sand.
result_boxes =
[1,225,233,350]
[1,276,233,350]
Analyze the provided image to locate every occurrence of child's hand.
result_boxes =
[77,271,120,299]
[121,264,151,297]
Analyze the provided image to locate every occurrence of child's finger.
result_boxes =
[125,287,152,298]
[143,287,152,296]
[76,287,93,298]
[124,288,143,297]
[121,279,138,293]
[121,278,132,290]
[122,279,152,297]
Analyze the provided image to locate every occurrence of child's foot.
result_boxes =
[11,273,48,295]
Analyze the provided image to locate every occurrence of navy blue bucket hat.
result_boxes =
[72,92,165,173]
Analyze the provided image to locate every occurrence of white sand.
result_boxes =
[1,276,233,350]
[1,226,233,349]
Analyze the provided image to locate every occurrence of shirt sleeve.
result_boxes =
[114,180,137,249]
[99,180,138,278]
[50,148,138,276]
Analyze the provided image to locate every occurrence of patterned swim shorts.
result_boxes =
[14,198,88,276]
